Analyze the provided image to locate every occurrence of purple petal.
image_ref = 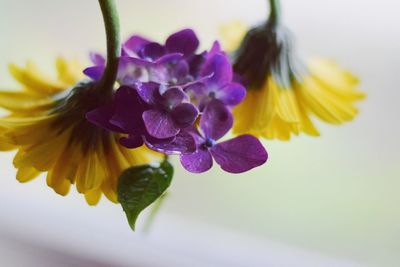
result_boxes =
[180,148,213,173]
[143,109,179,139]
[120,56,152,67]
[145,135,175,145]
[110,86,147,134]
[201,54,233,86]
[83,66,104,81]
[118,57,151,84]
[183,82,208,111]
[170,103,199,128]
[184,82,207,95]
[171,60,190,82]
[89,52,105,66]
[86,104,124,133]
[156,53,184,65]
[124,35,152,55]
[140,42,165,60]
[187,53,206,77]
[136,82,162,104]
[217,83,246,106]
[146,131,196,154]
[121,46,130,57]
[200,100,233,140]
[211,135,268,173]
[120,135,144,148]
[207,41,222,58]
[165,29,199,56]
[162,87,188,108]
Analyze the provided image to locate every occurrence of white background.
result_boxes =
[0,0,399,266]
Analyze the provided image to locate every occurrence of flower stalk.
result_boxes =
[269,0,281,24]
[98,0,121,92]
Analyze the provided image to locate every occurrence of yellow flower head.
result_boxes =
[0,58,151,205]
[221,21,365,141]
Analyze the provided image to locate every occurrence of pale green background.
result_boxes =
[0,1,399,266]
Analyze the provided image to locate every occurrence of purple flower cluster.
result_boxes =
[86,29,268,173]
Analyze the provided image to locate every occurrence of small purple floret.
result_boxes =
[180,100,268,173]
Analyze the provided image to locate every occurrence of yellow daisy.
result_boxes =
[0,58,151,205]
[221,19,365,141]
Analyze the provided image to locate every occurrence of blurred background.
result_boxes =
[0,0,399,266]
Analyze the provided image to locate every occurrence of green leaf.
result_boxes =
[117,160,173,231]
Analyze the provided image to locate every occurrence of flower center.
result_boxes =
[203,138,216,148]
[51,81,113,154]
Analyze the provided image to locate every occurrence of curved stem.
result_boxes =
[269,0,281,24]
[98,0,121,92]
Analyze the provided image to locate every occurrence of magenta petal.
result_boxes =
[143,109,179,139]
[89,52,105,65]
[86,104,123,133]
[207,41,223,59]
[156,53,183,64]
[140,42,166,60]
[136,82,161,104]
[171,60,190,82]
[170,103,198,128]
[124,35,151,54]
[201,54,233,86]
[188,53,206,77]
[184,82,206,95]
[217,83,246,106]
[120,56,152,67]
[162,87,188,107]
[211,135,268,173]
[110,86,147,134]
[200,100,233,140]
[145,135,175,145]
[83,66,104,81]
[165,29,199,56]
[120,135,144,148]
[146,131,196,154]
[180,148,213,173]
[118,57,151,84]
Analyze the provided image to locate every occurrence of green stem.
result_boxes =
[269,0,281,24]
[98,0,121,91]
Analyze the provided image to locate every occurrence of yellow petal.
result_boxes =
[119,143,150,167]
[56,57,83,86]
[298,76,359,124]
[76,151,106,193]
[16,166,41,183]
[13,129,69,171]
[295,88,320,137]
[84,188,102,206]
[101,183,118,203]
[308,59,365,101]
[234,76,280,138]
[0,90,54,113]
[46,148,75,196]
[0,114,57,149]
[275,85,301,123]
[0,134,16,151]
[94,138,134,201]
[255,78,277,130]
[233,90,258,135]
[9,62,65,95]
[46,170,71,196]
[0,114,55,129]
[263,115,293,141]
